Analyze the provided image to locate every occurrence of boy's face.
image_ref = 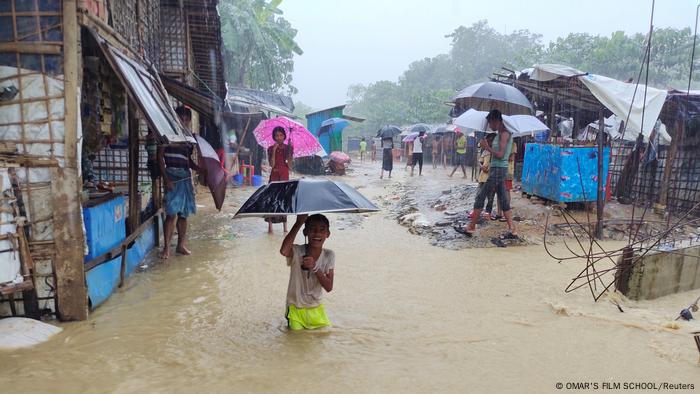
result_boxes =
[304,220,330,248]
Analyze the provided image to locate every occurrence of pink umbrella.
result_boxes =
[402,132,419,142]
[329,151,351,164]
[253,116,322,158]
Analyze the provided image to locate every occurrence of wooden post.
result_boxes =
[53,0,88,321]
[118,245,127,288]
[614,246,634,295]
[657,118,683,209]
[128,100,140,234]
[549,92,558,137]
[595,109,605,239]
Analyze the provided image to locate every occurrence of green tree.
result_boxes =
[219,0,303,94]
[291,101,314,127]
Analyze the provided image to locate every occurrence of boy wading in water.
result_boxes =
[280,214,335,330]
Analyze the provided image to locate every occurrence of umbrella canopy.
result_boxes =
[453,82,533,115]
[253,116,322,158]
[234,178,380,218]
[454,109,549,137]
[319,118,350,135]
[194,135,227,210]
[410,124,431,134]
[402,132,419,142]
[329,151,351,164]
[376,125,402,139]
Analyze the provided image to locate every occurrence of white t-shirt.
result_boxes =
[413,136,423,154]
[286,244,335,308]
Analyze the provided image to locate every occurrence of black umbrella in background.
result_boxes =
[234,178,380,218]
[410,124,431,134]
[376,125,402,139]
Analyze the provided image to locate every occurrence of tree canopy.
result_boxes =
[346,20,699,136]
[219,0,303,95]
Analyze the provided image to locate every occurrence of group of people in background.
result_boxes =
[374,110,518,239]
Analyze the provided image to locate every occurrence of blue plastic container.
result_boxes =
[82,195,126,262]
[232,173,244,185]
[251,175,264,187]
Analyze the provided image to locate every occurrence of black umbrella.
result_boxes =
[234,178,380,218]
[452,81,533,115]
[410,124,431,134]
[434,126,448,135]
[376,125,402,139]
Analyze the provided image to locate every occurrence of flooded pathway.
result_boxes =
[2,163,699,393]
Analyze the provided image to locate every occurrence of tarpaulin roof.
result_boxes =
[527,63,668,139]
[226,87,295,116]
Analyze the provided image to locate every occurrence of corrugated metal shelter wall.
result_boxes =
[306,108,343,154]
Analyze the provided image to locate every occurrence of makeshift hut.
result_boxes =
[224,87,295,177]
[0,0,226,320]
[305,105,364,154]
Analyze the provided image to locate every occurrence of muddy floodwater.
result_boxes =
[2,163,699,393]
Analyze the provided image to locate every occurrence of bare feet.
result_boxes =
[176,246,192,255]
[160,249,170,259]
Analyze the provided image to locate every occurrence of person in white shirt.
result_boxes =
[410,131,426,176]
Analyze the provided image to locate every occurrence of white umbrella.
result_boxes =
[454,109,549,137]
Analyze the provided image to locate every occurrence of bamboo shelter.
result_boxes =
[0,0,226,321]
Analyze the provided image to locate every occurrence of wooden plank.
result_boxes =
[53,0,89,321]
[0,279,34,296]
[0,42,62,55]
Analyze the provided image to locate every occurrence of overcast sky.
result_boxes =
[280,0,696,109]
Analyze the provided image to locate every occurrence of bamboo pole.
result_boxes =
[595,109,605,239]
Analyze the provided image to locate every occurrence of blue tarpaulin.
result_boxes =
[521,143,610,203]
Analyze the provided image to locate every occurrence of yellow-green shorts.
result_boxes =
[286,304,331,330]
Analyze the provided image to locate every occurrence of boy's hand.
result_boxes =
[301,256,316,270]
[296,214,308,223]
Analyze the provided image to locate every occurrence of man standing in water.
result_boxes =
[449,130,468,178]
[158,106,201,258]
[458,110,517,238]
[410,131,426,177]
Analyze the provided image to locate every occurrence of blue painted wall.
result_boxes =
[86,220,158,309]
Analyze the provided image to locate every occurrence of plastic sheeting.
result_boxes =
[0,168,20,284]
[0,65,66,168]
[529,64,668,140]
[583,115,671,145]
[0,317,62,350]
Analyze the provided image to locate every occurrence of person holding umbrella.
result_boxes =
[410,131,426,177]
[266,126,293,234]
[280,214,335,330]
[457,110,518,238]
[234,178,378,330]
[158,106,201,259]
[380,137,394,179]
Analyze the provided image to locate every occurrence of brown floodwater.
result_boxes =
[1,164,699,393]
